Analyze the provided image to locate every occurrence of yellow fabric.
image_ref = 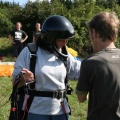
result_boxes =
[66,46,78,57]
[0,64,14,76]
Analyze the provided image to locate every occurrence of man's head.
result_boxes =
[87,11,120,42]
[36,23,41,31]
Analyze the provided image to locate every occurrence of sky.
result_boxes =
[1,0,37,6]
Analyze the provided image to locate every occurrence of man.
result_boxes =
[32,23,41,42]
[76,11,120,120]
[9,22,28,62]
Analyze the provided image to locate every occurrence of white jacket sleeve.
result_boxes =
[12,47,31,78]
[67,53,81,80]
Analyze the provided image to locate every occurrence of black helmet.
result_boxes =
[39,15,74,61]
[41,15,74,40]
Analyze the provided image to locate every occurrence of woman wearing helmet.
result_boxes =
[12,15,81,120]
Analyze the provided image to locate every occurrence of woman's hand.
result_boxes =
[21,68,34,83]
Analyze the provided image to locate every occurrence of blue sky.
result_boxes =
[1,0,36,6]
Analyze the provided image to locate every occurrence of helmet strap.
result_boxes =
[53,45,68,62]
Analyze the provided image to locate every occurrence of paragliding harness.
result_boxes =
[9,43,73,120]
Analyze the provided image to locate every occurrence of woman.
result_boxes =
[8,22,28,62]
[12,15,81,120]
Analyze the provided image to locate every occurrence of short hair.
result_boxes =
[87,11,120,42]
[36,23,41,26]
[16,22,22,27]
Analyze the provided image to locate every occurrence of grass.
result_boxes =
[0,37,88,120]
[68,81,88,120]
[0,77,12,120]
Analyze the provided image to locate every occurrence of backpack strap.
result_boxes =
[21,43,38,119]
[27,43,38,90]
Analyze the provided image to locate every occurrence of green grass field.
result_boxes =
[0,77,88,120]
[0,77,12,120]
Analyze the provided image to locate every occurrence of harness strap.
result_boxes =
[23,90,66,119]
[61,100,68,120]
[27,43,38,90]
[28,90,66,99]
[21,43,38,120]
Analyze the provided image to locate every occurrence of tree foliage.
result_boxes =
[0,0,120,57]
[0,12,13,36]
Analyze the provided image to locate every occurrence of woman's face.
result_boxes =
[56,39,67,49]
[16,23,21,30]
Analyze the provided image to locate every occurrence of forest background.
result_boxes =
[1,0,120,59]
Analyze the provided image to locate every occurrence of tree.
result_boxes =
[0,12,13,36]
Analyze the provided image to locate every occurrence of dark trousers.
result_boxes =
[13,44,23,57]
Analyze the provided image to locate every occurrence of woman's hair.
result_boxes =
[36,34,54,53]
[87,11,120,42]
[16,22,22,28]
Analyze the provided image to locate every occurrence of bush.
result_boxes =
[0,37,13,61]
[0,12,13,37]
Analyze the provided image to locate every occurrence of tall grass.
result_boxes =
[0,77,12,120]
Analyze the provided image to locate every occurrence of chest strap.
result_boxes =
[28,90,66,99]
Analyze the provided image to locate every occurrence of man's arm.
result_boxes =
[32,36,35,43]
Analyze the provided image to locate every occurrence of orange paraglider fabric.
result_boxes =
[0,62,14,76]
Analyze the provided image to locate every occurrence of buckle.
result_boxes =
[67,86,73,95]
[27,84,35,91]
[53,90,58,98]
[52,90,66,99]
[58,90,65,99]
[30,53,37,58]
